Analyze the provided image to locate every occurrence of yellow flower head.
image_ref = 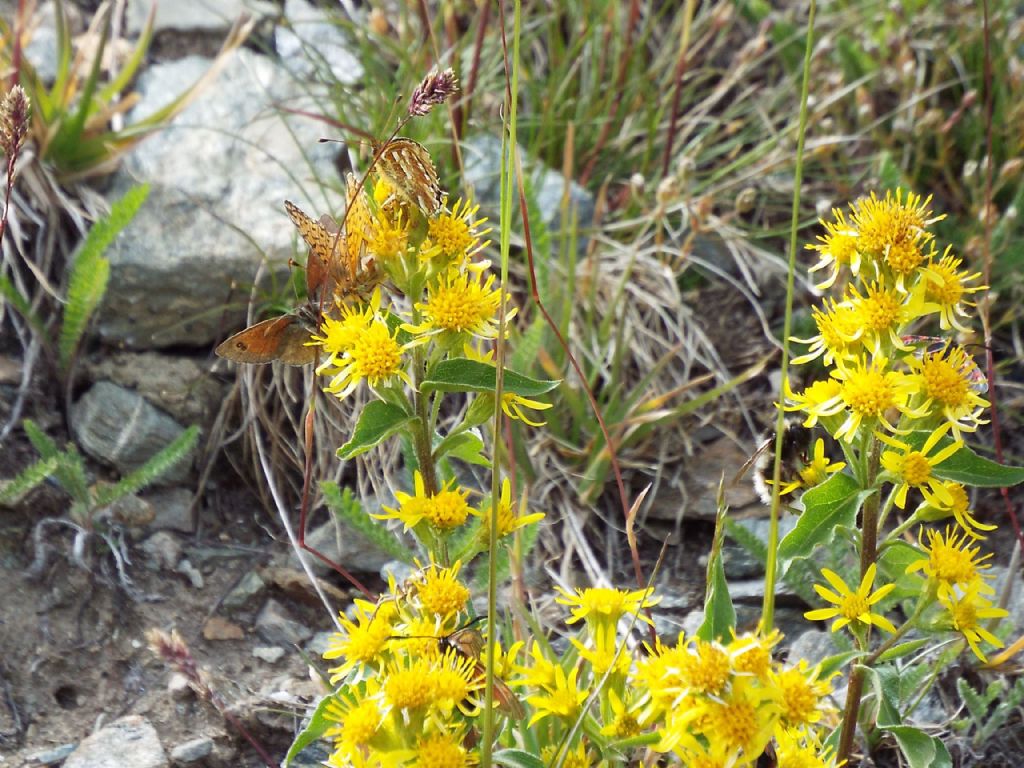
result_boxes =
[472,477,546,539]
[382,654,438,711]
[805,563,897,634]
[877,423,963,509]
[774,727,841,768]
[906,525,994,595]
[845,280,926,355]
[830,356,922,442]
[600,688,643,739]
[797,438,847,489]
[783,378,843,429]
[939,580,1009,662]
[415,561,471,619]
[917,480,997,541]
[324,688,383,753]
[406,268,517,341]
[415,730,478,768]
[319,316,416,400]
[311,287,380,362]
[427,197,490,264]
[851,189,940,282]
[376,471,473,532]
[772,659,834,728]
[906,342,990,439]
[921,245,985,332]
[525,664,588,727]
[324,599,397,681]
[696,675,780,758]
[806,207,861,289]
[555,586,659,634]
[791,298,863,367]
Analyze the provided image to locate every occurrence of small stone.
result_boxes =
[252,646,285,664]
[169,736,213,764]
[255,598,312,647]
[304,631,334,657]
[221,569,267,614]
[167,672,192,700]
[70,381,194,484]
[146,487,195,533]
[63,716,167,768]
[203,616,245,641]
[25,743,77,765]
[141,531,182,571]
[175,558,204,589]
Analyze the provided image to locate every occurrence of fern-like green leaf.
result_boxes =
[92,425,199,507]
[21,419,91,502]
[59,184,149,370]
[956,678,989,723]
[0,455,60,506]
[320,481,413,563]
[0,273,44,335]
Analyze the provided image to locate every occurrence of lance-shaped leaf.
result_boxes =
[338,401,414,459]
[421,357,559,396]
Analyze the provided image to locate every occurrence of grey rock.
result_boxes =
[221,569,268,613]
[99,50,346,349]
[23,2,73,83]
[169,736,213,765]
[287,520,391,577]
[727,578,795,602]
[142,531,182,571]
[304,630,334,657]
[25,742,77,765]
[255,598,313,647]
[145,487,195,533]
[84,352,226,427]
[252,645,286,663]
[645,438,763,522]
[63,716,168,768]
[70,381,194,484]
[462,134,594,254]
[786,629,837,667]
[125,0,278,35]
[287,741,331,768]
[275,0,363,85]
[722,516,798,580]
[175,558,205,589]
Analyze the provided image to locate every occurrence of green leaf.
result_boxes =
[876,638,931,664]
[93,426,199,506]
[60,184,149,369]
[437,432,490,467]
[320,482,412,564]
[0,456,60,506]
[818,650,863,679]
[886,725,950,768]
[904,431,1024,488]
[696,551,735,643]
[493,749,547,768]
[421,358,559,397]
[779,473,867,561]
[338,401,414,459]
[283,694,333,767]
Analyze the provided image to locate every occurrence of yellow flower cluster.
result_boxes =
[323,577,841,768]
[322,562,514,768]
[792,190,1007,661]
[308,169,521,404]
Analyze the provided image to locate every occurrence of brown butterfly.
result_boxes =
[373,137,443,217]
[215,200,370,365]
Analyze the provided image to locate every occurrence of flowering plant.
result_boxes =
[767,189,1024,764]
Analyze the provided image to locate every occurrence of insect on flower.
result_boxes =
[373,137,443,217]
[215,200,378,365]
[733,418,812,504]
[902,335,990,395]
[391,617,525,719]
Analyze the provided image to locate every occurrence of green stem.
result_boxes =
[412,347,438,497]
[763,0,816,632]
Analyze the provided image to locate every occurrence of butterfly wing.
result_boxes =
[375,138,442,216]
[215,314,318,366]
[285,200,343,300]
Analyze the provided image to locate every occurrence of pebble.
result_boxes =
[255,598,313,647]
[202,616,245,641]
[252,646,286,664]
[169,736,213,764]
[63,716,168,768]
